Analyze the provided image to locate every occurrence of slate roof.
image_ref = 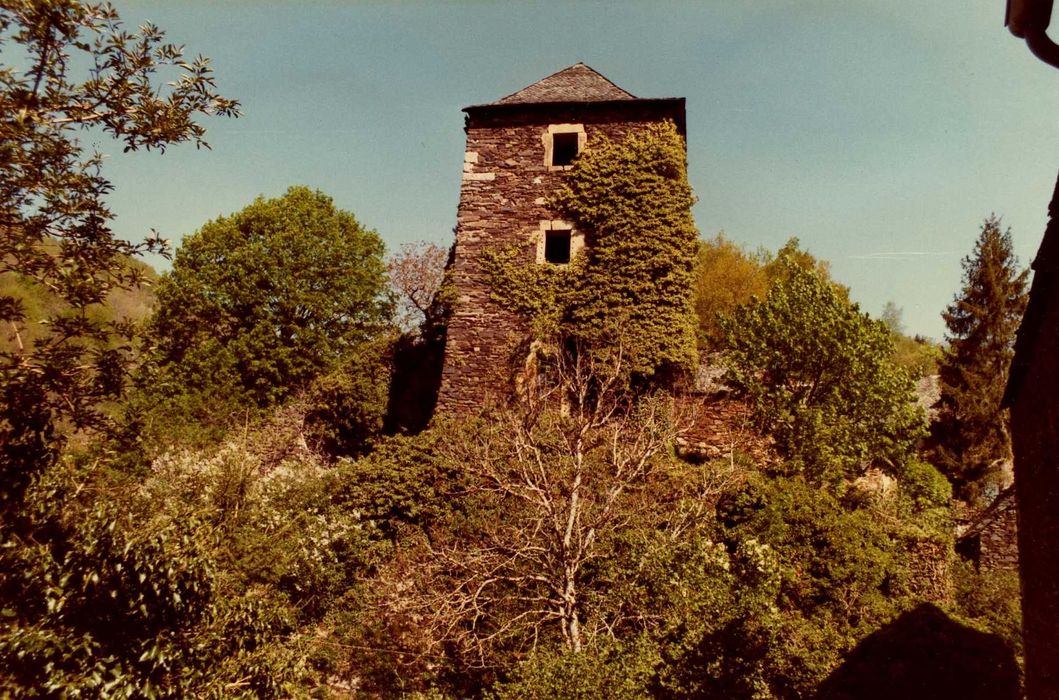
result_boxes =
[489,63,636,105]
[959,486,1017,539]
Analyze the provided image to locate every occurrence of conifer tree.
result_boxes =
[932,215,1029,503]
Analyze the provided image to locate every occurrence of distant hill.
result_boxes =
[0,255,158,353]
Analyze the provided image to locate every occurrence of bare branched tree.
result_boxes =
[375,339,697,670]
[386,241,450,332]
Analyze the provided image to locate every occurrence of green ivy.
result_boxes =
[483,121,699,386]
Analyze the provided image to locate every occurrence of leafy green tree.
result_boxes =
[691,233,768,350]
[720,258,925,482]
[304,337,391,458]
[148,186,390,409]
[0,0,237,502]
[762,238,845,294]
[931,215,1028,503]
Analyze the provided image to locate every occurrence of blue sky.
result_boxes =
[102,1,1059,340]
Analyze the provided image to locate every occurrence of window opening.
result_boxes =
[551,132,580,167]
[544,229,572,264]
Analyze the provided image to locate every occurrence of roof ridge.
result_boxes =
[489,63,636,106]
[575,62,636,99]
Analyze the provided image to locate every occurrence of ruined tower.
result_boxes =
[436,64,686,413]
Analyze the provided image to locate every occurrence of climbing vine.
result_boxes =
[484,121,699,385]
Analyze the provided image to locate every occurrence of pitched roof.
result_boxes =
[489,63,636,105]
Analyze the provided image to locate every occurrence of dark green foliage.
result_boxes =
[931,216,1028,503]
[305,338,391,458]
[709,472,954,698]
[0,0,236,503]
[720,257,925,482]
[485,122,698,386]
[951,560,1023,657]
[720,476,902,626]
[0,460,299,697]
[491,640,656,700]
[149,186,390,410]
[621,528,787,699]
[0,5,301,695]
[328,428,463,536]
[900,458,953,513]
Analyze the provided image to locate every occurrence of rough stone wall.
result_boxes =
[957,489,1019,573]
[979,495,1019,572]
[675,394,777,466]
[437,102,684,414]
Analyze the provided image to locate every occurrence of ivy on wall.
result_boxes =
[484,121,699,386]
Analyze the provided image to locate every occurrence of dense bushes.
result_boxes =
[0,458,303,697]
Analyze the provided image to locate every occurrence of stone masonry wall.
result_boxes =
[979,494,1019,572]
[437,103,684,414]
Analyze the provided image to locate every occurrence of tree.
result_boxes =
[0,0,236,493]
[720,258,925,482]
[371,338,687,673]
[387,241,452,333]
[932,215,1029,503]
[147,186,390,410]
[691,233,768,350]
[881,301,904,335]
[762,237,849,298]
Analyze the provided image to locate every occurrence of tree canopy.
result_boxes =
[931,215,1028,503]
[691,233,769,350]
[148,186,390,408]
[0,0,238,431]
[0,0,237,501]
[720,257,925,482]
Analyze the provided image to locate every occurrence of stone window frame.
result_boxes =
[543,123,586,171]
[535,220,584,265]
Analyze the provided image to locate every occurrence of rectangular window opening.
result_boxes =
[545,229,572,264]
[551,132,579,167]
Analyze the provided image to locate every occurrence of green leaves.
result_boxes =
[720,258,924,482]
[553,122,699,382]
[931,215,1028,503]
[0,457,299,698]
[485,122,698,387]
[148,186,390,410]
[0,0,238,505]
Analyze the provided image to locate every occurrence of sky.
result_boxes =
[98,1,1059,340]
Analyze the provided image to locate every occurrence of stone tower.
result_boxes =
[436,64,686,414]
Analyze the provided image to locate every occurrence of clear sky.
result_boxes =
[101,1,1059,340]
